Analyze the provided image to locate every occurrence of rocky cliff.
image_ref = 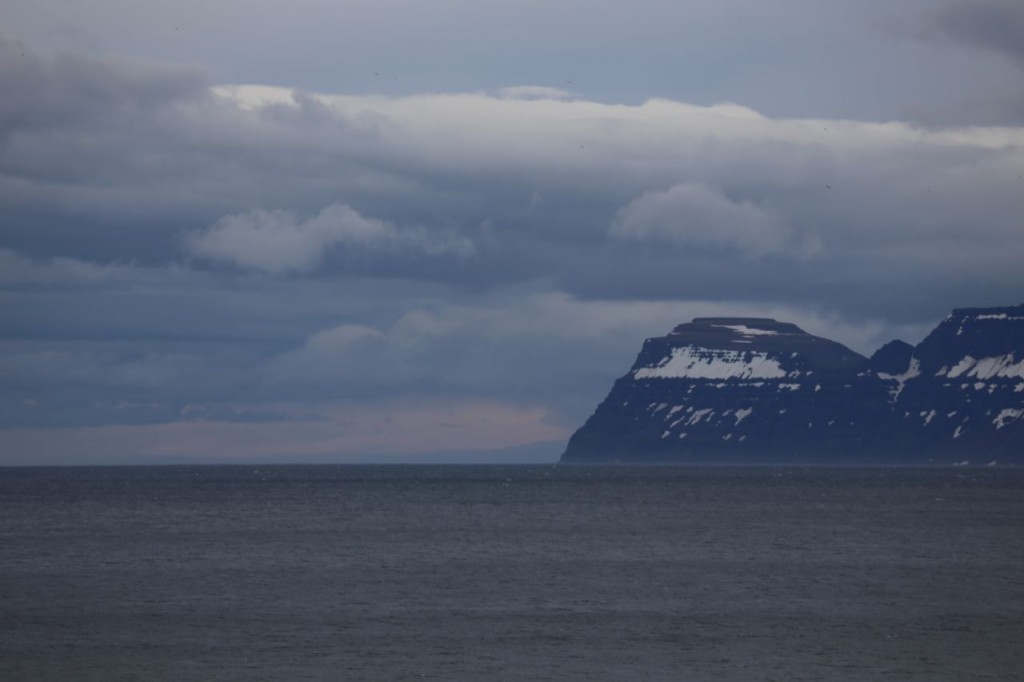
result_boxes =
[561,305,1024,465]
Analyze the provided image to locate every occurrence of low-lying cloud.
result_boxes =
[187,204,475,274]
[610,183,809,258]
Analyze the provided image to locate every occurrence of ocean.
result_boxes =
[2,465,1022,681]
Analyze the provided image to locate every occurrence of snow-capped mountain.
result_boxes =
[561,306,1024,464]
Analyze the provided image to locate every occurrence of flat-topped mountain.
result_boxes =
[561,305,1024,465]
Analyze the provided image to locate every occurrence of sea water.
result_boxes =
[2,465,1022,681]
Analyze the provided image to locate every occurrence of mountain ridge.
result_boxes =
[561,304,1024,465]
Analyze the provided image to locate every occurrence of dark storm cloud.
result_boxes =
[929,1,1024,65]
[0,34,206,135]
[902,1,1024,125]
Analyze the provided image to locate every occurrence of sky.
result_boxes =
[1,0,1023,464]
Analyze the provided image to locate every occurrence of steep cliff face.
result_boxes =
[561,306,1024,465]
[875,306,1024,460]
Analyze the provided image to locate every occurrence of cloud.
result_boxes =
[0,248,130,285]
[2,54,1021,314]
[186,203,475,274]
[0,33,207,136]
[13,0,1024,127]
[4,35,1022,301]
[0,248,198,289]
[496,86,574,100]
[302,323,384,354]
[929,1,1024,65]
[609,182,808,257]
[1,40,1021,317]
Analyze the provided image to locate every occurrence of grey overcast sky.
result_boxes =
[2,0,1023,464]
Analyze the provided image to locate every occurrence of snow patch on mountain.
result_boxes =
[878,357,921,401]
[633,346,787,380]
[993,408,1024,429]
[944,354,1024,380]
[714,324,783,337]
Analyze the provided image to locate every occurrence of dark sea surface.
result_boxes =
[2,465,1023,681]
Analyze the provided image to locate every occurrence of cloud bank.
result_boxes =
[610,183,803,258]
[187,204,474,274]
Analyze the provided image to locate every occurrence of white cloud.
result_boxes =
[186,203,475,274]
[302,323,384,356]
[609,182,804,257]
[496,86,574,100]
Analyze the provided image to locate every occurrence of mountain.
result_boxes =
[561,305,1024,465]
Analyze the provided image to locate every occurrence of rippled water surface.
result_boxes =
[2,465,1023,681]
